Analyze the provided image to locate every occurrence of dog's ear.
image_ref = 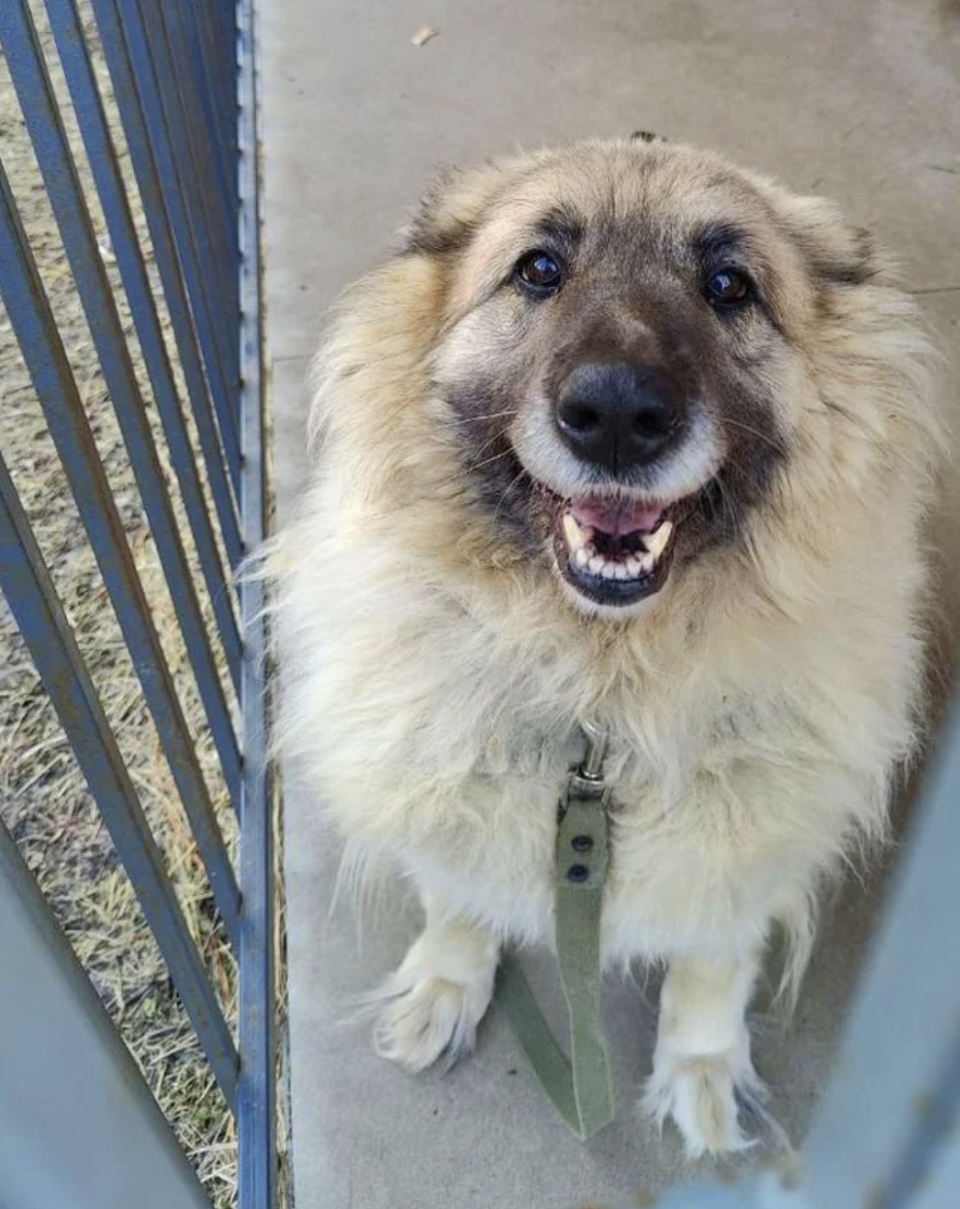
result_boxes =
[405,168,462,254]
[783,196,884,287]
[630,130,667,144]
[404,165,495,257]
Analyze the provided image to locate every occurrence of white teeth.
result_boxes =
[643,519,674,559]
[562,512,596,552]
[572,550,657,582]
[566,514,671,584]
[562,512,584,551]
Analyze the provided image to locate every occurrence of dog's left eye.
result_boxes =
[704,268,752,307]
[515,250,564,293]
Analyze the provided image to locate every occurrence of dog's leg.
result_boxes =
[372,891,500,1072]
[643,947,765,1157]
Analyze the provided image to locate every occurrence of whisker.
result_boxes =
[467,431,512,463]
[709,472,748,546]
[722,417,790,456]
[469,447,516,473]
[452,409,518,425]
[493,465,533,522]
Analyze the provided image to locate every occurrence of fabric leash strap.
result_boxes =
[498,731,615,1140]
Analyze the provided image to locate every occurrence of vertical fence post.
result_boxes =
[800,696,960,1209]
[237,0,278,1205]
[0,821,213,1209]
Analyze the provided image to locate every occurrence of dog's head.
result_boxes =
[316,139,933,621]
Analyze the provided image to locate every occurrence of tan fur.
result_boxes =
[266,138,940,1154]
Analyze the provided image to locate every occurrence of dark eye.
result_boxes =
[705,268,752,307]
[516,250,563,293]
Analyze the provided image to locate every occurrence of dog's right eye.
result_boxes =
[515,250,564,294]
[704,268,753,308]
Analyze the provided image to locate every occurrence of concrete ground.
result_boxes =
[259,3,960,1206]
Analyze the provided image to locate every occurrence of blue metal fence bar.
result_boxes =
[45,0,243,692]
[0,0,243,807]
[213,0,241,223]
[911,1130,960,1209]
[0,819,213,1209]
[0,157,242,952]
[185,0,230,146]
[237,0,278,1203]
[188,0,239,238]
[84,0,244,570]
[169,0,237,287]
[164,0,238,274]
[159,0,241,398]
[0,449,239,1113]
[801,692,960,1209]
[145,0,239,381]
[184,1,238,257]
[907,1132,960,1209]
[113,0,242,488]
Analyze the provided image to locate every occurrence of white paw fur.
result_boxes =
[642,1029,764,1157]
[369,927,498,1072]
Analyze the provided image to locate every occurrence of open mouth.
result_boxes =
[551,495,685,608]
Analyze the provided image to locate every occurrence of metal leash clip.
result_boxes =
[558,719,609,819]
[575,719,608,782]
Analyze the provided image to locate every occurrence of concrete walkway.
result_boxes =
[260,3,960,1206]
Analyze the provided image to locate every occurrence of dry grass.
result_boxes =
[0,6,286,1205]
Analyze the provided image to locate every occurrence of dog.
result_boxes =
[268,136,940,1157]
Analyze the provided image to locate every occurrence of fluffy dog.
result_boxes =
[268,136,939,1156]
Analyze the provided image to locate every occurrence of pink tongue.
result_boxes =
[571,499,663,536]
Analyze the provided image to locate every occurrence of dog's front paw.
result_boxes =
[367,929,498,1072]
[373,974,491,1071]
[641,1034,765,1157]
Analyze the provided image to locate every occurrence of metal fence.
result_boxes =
[0,2,274,1207]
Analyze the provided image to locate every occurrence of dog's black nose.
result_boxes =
[555,362,684,472]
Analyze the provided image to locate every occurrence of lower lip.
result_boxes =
[553,533,672,607]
